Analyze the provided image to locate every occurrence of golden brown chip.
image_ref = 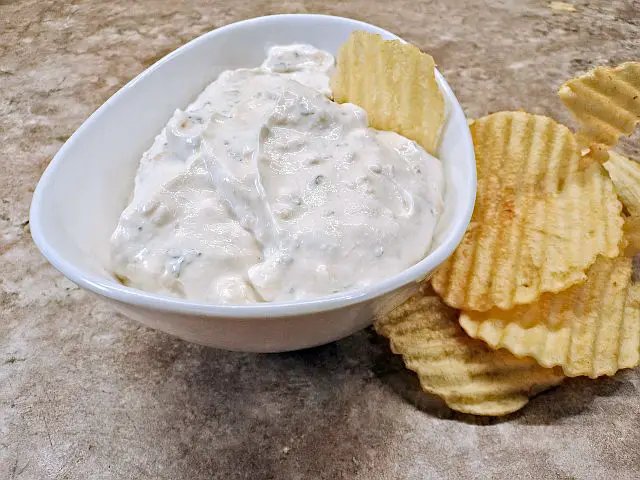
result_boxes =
[549,1,577,12]
[460,256,640,378]
[432,111,623,312]
[603,150,640,216]
[375,286,564,416]
[624,216,640,256]
[559,62,640,151]
[331,31,445,155]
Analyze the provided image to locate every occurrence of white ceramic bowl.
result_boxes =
[30,14,476,352]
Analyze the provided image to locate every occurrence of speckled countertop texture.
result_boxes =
[1,1,640,478]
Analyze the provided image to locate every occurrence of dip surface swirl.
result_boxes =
[110,44,445,303]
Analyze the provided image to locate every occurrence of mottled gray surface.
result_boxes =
[2,0,640,478]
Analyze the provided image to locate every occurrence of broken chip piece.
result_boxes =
[603,150,640,216]
[559,62,640,152]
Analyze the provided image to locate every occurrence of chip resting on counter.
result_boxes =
[375,285,564,416]
[331,31,445,155]
[460,256,640,378]
[559,62,640,154]
[431,111,623,312]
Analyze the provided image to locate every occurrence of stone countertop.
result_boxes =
[1,1,639,478]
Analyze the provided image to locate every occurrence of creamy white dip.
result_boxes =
[110,44,444,304]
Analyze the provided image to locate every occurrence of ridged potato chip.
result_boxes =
[460,256,640,378]
[432,112,623,311]
[603,150,640,216]
[375,286,564,416]
[331,31,445,155]
[559,62,640,152]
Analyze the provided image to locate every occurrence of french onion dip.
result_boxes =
[110,44,445,303]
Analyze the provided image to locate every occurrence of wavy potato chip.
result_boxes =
[603,150,640,216]
[559,62,640,152]
[460,256,640,378]
[375,287,564,416]
[432,111,623,311]
[331,31,445,155]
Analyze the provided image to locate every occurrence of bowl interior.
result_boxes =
[30,14,475,313]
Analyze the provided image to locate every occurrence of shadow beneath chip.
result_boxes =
[367,330,635,426]
[515,374,636,425]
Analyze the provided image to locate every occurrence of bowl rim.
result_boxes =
[30,13,476,318]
